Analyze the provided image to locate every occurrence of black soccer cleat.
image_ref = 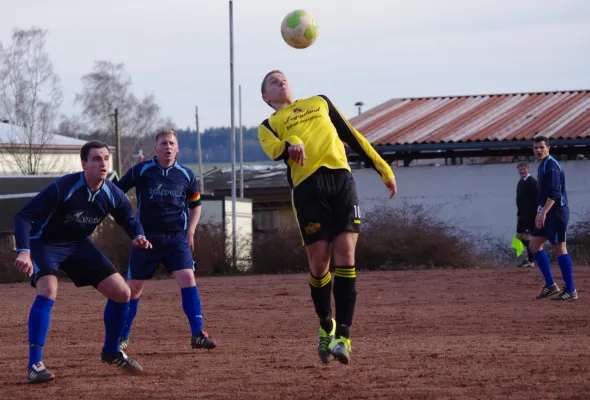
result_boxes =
[101,350,143,374]
[551,289,578,301]
[191,331,216,350]
[536,283,560,299]
[28,361,55,383]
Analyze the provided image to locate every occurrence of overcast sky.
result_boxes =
[2,0,589,130]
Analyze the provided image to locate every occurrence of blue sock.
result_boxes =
[181,286,203,336]
[121,298,139,341]
[28,295,55,368]
[103,300,130,354]
[558,254,575,292]
[534,250,555,287]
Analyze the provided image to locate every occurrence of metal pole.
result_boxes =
[114,108,121,177]
[239,84,244,199]
[229,0,237,268]
[196,106,204,193]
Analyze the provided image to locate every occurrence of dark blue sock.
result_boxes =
[28,295,55,368]
[121,298,139,341]
[181,286,203,336]
[558,254,575,292]
[534,250,555,287]
[103,300,129,354]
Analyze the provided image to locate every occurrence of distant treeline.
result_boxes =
[174,126,269,163]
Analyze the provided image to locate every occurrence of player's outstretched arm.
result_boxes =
[114,165,138,194]
[13,182,60,276]
[319,95,397,198]
[14,182,60,254]
[110,188,147,241]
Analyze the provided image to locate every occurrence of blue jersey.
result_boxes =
[537,155,568,209]
[115,157,202,234]
[14,172,144,252]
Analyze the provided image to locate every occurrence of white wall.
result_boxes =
[224,198,253,271]
[199,197,253,271]
[0,151,114,175]
[353,160,590,244]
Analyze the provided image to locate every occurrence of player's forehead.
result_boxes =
[267,72,287,84]
[88,147,109,158]
[156,133,177,144]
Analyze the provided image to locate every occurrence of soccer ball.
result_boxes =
[280,10,319,49]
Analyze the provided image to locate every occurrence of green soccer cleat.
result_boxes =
[317,318,336,363]
[329,337,352,365]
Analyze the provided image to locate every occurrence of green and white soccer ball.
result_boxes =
[280,10,319,49]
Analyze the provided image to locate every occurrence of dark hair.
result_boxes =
[155,128,177,143]
[517,162,528,169]
[80,140,109,161]
[261,70,284,94]
[533,136,549,145]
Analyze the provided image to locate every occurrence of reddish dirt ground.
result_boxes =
[1,267,589,400]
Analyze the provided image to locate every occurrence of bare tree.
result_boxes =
[0,27,63,175]
[55,114,88,139]
[75,61,172,166]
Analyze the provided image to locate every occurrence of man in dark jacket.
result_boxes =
[516,162,537,267]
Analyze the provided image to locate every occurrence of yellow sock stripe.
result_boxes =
[335,273,356,278]
[309,272,332,287]
[335,268,356,279]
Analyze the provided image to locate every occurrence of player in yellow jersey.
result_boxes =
[258,70,397,364]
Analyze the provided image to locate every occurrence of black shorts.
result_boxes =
[516,216,535,234]
[292,167,361,245]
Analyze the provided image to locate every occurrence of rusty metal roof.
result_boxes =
[349,90,590,145]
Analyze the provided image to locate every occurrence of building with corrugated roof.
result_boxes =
[200,90,590,239]
[349,90,590,165]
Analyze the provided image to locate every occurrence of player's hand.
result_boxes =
[385,178,397,199]
[288,144,306,166]
[535,212,546,229]
[187,231,195,253]
[14,251,33,277]
[132,236,152,249]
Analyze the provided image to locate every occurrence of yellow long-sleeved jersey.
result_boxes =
[258,95,394,188]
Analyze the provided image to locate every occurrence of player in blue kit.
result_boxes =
[529,136,577,301]
[13,141,152,383]
[115,129,216,351]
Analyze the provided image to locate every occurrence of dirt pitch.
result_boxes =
[1,267,589,400]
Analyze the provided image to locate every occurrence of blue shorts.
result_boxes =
[127,231,194,280]
[533,206,569,244]
[30,239,116,288]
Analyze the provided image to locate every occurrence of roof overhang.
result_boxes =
[347,138,590,162]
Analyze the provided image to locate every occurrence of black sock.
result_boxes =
[523,240,534,263]
[309,271,333,331]
[333,266,357,338]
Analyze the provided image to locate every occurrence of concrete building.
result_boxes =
[0,121,114,175]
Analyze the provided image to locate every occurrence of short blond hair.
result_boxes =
[155,128,177,143]
[261,70,284,94]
